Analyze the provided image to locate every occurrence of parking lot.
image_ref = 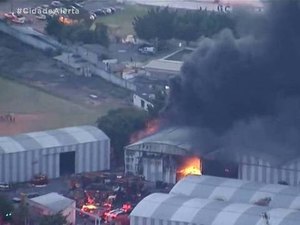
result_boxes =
[0,0,123,32]
[0,172,169,225]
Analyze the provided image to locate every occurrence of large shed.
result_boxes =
[0,126,110,183]
[171,175,300,210]
[124,127,202,183]
[27,192,76,225]
[130,193,300,225]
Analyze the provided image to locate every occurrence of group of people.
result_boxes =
[0,113,15,122]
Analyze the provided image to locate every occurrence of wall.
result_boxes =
[0,20,61,51]
[124,149,177,184]
[62,202,76,225]
[0,139,110,183]
[238,154,300,186]
[75,46,137,91]
[133,94,154,111]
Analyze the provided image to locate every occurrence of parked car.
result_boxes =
[31,174,48,186]
[11,14,26,24]
[4,12,16,19]
[90,13,97,20]
[103,8,112,14]
[138,45,156,55]
[104,208,126,222]
[93,9,106,16]
[51,1,64,7]
[73,2,84,8]
[110,7,116,13]
[12,192,39,203]
[0,182,10,191]
[36,14,47,20]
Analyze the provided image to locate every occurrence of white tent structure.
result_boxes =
[27,192,76,225]
[0,125,110,182]
[130,193,300,225]
[170,175,300,210]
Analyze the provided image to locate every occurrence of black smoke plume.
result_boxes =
[165,0,300,162]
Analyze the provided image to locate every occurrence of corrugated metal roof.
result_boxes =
[170,175,300,210]
[130,193,300,225]
[145,60,183,73]
[30,192,74,213]
[126,127,212,156]
[0,126,108,154]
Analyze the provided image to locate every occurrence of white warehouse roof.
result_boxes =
[126,126,213,156]
[145,59,183,74]
[130,193,300,225]
[29,192,75,213]
[0,126,109,154]
[171,175,300,210]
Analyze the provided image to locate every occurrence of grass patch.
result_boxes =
[0,77,123,131]
[94,4,150,36]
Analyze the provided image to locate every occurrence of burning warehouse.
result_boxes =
[125,125,300,185]
[126,1,300,185]
[125,127,206,184]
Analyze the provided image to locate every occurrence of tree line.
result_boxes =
[133,7,235,44]
[45,18,110,47]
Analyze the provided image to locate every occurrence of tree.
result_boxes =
[97,108,149,165]
[12,201,29,225]
[39,213,67,225]
[148,90,167,118]
[133,7,176,42]
[94,23,110,47]
[45,17,64,37]
[0,195,14,223]
[133,7,235,44]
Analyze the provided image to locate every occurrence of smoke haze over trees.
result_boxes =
[165,0,300,161]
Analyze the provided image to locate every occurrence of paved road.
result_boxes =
[123,0,265,11]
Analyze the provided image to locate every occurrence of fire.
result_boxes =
[177,157,202,181]
[130,119,160,143]
[81,204,97,211]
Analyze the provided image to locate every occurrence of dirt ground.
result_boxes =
[0,32,131,135]
[0,113,45,135]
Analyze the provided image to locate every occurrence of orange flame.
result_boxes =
[177,157,202,181]
[130,119,160,143]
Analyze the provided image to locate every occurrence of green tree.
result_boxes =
[45,17,64,37]
[12,201,29,225]
[133,7,176,42]
[94,23,110,47]
[148,90,167,118]
[97,108,149,165]
[0,195,14,222]
[39,212,67,225]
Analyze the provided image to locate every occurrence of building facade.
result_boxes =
[124,127,196,184]
[27,192,76,225]
[0,126,110,183]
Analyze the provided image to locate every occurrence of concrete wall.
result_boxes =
[0,20,61,52]
[74,46,136,91]
[133,94,154,111]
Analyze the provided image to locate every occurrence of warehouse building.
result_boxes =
[126,126,300,185]
[0,126,110,183]
[27,192,76,225]
[130,193,300,225]
[171,175,300,210]
[124,127,203,184]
